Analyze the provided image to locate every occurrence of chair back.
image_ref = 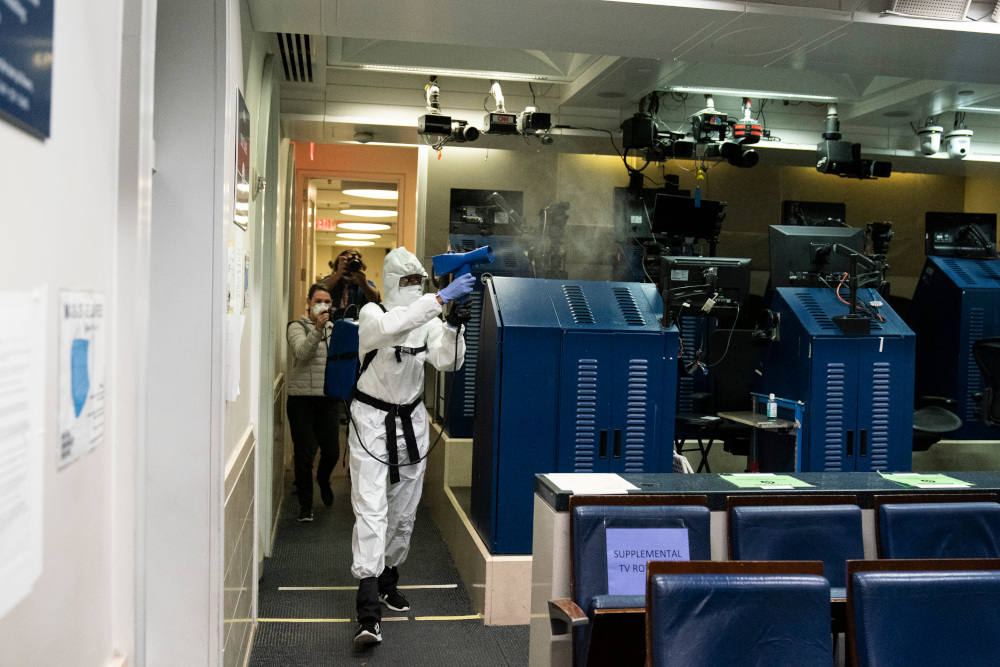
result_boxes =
[878,501,1000,559]
[729,503,863,589]
[647,566,832,667]
[973,336,1000,425]
[571,503,711,611]
[848,560,1000,667]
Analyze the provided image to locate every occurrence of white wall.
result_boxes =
[0,1,135,665]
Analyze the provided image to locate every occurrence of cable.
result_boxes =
[708,303,740,367]
[528,82,537,107]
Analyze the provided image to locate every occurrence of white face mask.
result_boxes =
[312,303,330,317]
[398,285,423,305]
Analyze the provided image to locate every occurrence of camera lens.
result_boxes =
[347,259,362,273]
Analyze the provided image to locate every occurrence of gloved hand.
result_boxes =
[446,302,473,328]
[437,273,476,304]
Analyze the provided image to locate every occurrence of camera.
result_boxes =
[944,128,972,159]
[347,257,362,273]
[917,124,944,155]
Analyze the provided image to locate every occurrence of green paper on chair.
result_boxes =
[878,472,974,488]
[719,473,813,489]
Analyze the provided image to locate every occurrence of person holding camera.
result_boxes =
[321,248,380,313]
[285,283,341,522]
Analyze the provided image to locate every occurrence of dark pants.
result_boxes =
[287,395,340,511]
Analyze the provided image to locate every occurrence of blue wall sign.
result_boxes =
[0,0,54,139]
[606,527,690,595]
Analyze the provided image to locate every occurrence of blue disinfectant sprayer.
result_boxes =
[432,245,494,303]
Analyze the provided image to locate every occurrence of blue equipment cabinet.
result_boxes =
[442,235,534,438]
[471,277,680,554]
[910,256,1000,439]
[755,288,915,472]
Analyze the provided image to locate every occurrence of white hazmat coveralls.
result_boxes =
[349,248,466,591]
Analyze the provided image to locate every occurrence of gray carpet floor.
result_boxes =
[248,450,529,666]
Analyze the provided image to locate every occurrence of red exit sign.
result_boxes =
[316,219,336,231]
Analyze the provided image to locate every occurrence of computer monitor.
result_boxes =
[781,200,846,227]
[768,225,866,288]
[651,194,724,241]
[925,211,997,258]
[661,255,751,316]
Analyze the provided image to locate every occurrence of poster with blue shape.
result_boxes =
[0,0,54,139]
[58,291,104,469]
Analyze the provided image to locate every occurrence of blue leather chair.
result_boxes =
[648,571,833,667]
[729,503,864,599]
[850,567,1000,667]
[878,501,1000,559]
[549,503,711,667]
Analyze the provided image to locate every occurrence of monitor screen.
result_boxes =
[925,212,997,258]
[768,225,866,288]
[651,194,724,241]
[781,200,846,227]
[660,255,751,314]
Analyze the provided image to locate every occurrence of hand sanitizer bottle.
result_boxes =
[766,393,778,421]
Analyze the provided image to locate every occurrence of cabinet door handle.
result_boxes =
[860,430,867,458]
[846,430,854,458]
[599,430,608,459]
[613,430,622,458]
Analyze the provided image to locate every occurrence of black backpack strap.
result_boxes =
[355,303,388,382]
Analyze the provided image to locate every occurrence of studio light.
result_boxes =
[335,240,375,246]
[667,86,837,103]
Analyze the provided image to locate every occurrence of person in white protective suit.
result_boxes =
[349,247,475,645]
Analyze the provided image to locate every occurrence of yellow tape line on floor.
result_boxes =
[258,614,484,623]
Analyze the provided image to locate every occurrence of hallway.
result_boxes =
[248,443,529,666]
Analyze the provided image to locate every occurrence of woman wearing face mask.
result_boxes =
[285,283,341,522]
[348,247,474,645]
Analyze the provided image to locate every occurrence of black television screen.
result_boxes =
[768,225,866,288]
[651,194,724,241]
[661,255,751,314]
[925,211,997,258]
[449,188,523,235]
[781,200,846,227]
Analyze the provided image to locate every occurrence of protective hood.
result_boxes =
[382,247,428,309]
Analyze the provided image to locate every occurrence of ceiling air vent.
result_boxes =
[276,33,314,83]
[886,0,971,21]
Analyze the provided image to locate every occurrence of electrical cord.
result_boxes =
[708,303,740,367]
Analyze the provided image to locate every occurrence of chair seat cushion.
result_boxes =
[588,594,645,615]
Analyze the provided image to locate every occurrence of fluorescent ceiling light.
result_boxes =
[337,233,381,240]
[342,181,398,200]
[348,64,568,83]
[339,207,397,218]
[335,240,375,246]
[957,106,1000,114]
[666,86,837,102]
[337,222,392,231]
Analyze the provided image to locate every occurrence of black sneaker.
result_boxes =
[354,621,381,644]
[318,481,334,507]
[297,508,313,522]
[379,591,410,612]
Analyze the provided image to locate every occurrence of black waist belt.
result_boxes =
[352,389,423,484]
[394,344,427,363]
